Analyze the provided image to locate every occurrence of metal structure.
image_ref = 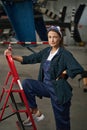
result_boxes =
[0,0,36,41]
[0,45,37,130]
[0,0,87,45]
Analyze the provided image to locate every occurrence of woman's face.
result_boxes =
[48,31,61,48]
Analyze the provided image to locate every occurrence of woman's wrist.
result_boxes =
[12,55,23,63]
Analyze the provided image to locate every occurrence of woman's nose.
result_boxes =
[51,38,54,42]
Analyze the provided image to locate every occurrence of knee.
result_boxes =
[22,79,29,90]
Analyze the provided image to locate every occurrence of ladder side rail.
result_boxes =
[17,79,37,130]
[6,55,25,101]
[0,78,15,120]
[6,55,19,79]
[0,71,12,102]
[5,54,37,130]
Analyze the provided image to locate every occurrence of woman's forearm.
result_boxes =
[12,55,23,63]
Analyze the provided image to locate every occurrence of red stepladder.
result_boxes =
[0,45,37,130]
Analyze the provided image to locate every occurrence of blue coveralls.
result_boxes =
[22,60,71,130]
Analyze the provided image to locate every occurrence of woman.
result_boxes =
[4,26,87,130]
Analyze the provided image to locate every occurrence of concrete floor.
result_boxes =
[0,44,87,130]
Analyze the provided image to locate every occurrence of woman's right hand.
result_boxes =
[4,49,23,63]
[4,49,12,56]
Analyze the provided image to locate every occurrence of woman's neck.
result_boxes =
[51,47,59,54]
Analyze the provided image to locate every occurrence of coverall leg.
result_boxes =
[22,79,71,130]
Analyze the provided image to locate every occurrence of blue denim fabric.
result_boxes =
[22,60,71,130]
[43,60,51,84]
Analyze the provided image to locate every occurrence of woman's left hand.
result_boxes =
[83,78,87,86]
